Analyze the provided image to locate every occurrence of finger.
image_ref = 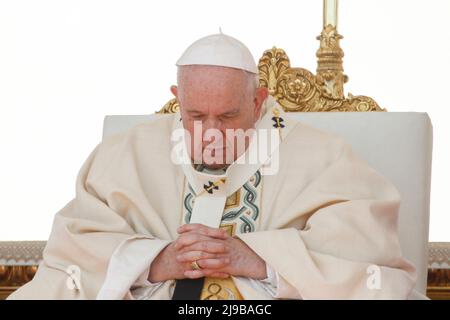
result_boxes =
[174,233,216,250]
[184,270,205,279]
[183,269,230,279]
[177,224,228,239]
[208,272,230,279]
[176,250,216,263]
[197,258,230,269]
[180,240,227,254]
[178,224,228,240]
[198,268,230,277]
[177,223,204,233]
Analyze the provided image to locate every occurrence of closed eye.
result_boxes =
[220,111,240,119]
[187,112,205,120]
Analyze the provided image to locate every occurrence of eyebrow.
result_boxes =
[222,108,240,115]
[186,110,205,117]
[186,108,240,117]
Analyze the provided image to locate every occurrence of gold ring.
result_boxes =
[190,260,201,270]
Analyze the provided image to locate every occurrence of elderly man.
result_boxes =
[8,33,416,300]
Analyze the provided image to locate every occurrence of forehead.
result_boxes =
[179,64,246,80]
[178,65,249,92]
[179,66,247,113]
[182,92,243,115]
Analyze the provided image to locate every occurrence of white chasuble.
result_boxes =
[8,96,418,300]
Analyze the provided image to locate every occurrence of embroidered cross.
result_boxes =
[272,116,285,128]
[271,108,285,141]
[202,178,226,194]
[271,109,285,129]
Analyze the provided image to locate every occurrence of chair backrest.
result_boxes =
[103,111,433,295]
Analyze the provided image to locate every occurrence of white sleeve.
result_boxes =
[128,266,165,300]
[96,235,171,300]
[248,264,302,299]
[130,264,303,300]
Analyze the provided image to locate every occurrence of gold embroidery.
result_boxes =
[199,224,244,300]
[225,190,241,209]
[201,277,244,300]
[203,283,223,300]
[219,223,236,236]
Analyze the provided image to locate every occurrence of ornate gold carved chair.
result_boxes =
[1,6,448,300]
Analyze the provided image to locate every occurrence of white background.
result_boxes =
[0,0,449,241]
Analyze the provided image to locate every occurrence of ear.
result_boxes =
[170,85,178,98]
[253,87,269,119]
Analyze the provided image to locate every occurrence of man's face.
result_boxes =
[172,65,267,170]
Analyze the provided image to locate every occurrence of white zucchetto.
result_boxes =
[176,33,258,74]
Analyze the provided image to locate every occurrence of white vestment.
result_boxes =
[8,96,416,300]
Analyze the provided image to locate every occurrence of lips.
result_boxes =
[203,143,226,150]
[204,147,226,151]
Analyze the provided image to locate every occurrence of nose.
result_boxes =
[202,117,222,131]
[202,118,225,146]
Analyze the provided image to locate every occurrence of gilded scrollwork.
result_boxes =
[158,27,384,114]
[258,39,384,112]
[157,98,179,114]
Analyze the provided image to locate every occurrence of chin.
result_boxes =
[203,163,229,170]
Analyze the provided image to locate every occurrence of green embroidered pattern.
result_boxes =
[183,170,262,233]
